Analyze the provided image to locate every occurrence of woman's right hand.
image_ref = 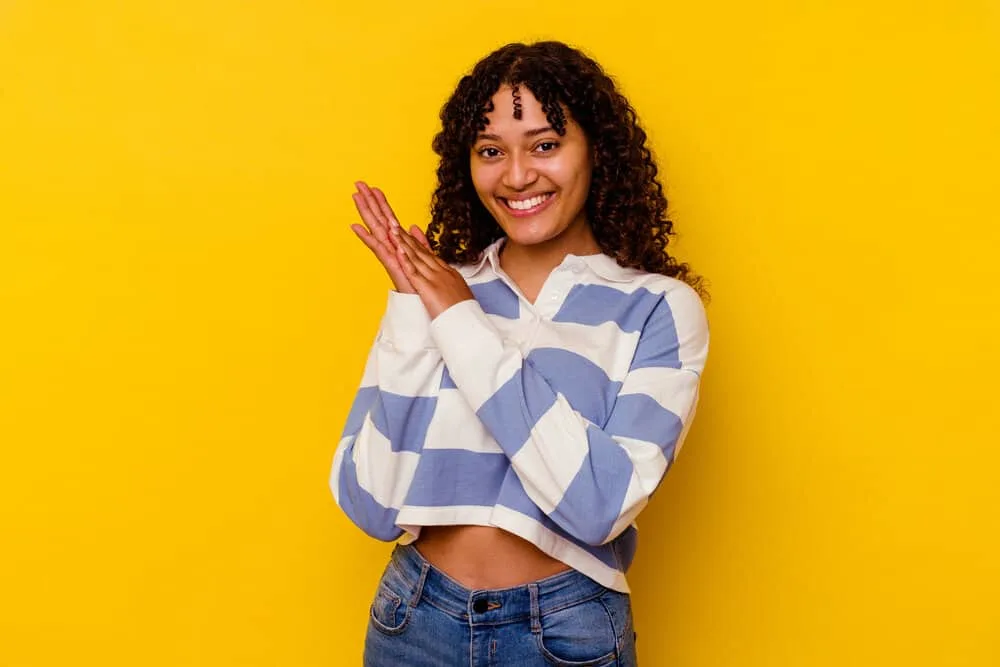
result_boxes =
[350,181,431,294]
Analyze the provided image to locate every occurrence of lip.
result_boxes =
[498,192,557,218]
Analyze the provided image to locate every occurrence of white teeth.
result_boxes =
[506,194,550,211]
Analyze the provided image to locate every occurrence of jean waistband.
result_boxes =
[387,543,611,624]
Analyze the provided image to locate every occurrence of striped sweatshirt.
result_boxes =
[330,239,709,592]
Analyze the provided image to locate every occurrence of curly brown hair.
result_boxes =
[426,40,707,299]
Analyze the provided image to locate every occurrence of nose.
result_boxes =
[501,152,538,191]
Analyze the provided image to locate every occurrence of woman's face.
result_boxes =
[470,85,594,251]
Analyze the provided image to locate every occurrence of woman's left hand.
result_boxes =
[392,226,476,319]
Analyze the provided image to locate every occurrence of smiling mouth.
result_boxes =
[498,192,555,216]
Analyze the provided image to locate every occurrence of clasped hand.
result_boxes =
[350,181,475,319]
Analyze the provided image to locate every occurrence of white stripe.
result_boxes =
[673,383,700,458]
[371,345,444,397]
[358,346,378,388]
[619,366,700,419]
[423,391,502,453]
[397,504,497,528]
[351,419,420,509]
[509,402,589,514]
[616,435,669,494]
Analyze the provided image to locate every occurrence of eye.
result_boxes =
[535,141,559,153]
[476,146,503,159]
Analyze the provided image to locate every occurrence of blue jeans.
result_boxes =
[364,544,638,666]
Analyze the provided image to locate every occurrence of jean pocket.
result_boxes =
[535,594,619,666]
[368,562,413,635]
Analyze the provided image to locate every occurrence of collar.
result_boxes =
[458,237,636,284]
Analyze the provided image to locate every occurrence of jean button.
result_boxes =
[472,599,489,614]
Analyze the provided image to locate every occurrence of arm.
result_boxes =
[330,181,439,540]
[428,284,709,546]
[330,291,442,540]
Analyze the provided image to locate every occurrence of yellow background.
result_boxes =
[2,1,998,665]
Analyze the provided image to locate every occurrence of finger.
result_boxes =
[409,225,431,250]
[350,223,373,245]
[371,188,401,230]
[355,182,389,235]
[353,225,416,292]
[356,182,384,223]
[395,233,438,279]
[352,191,389,244]
[396,242,430,287]
[403,228,450,271]
[352,223,392,262]
[395,227,439,272]
[353,222,398,263]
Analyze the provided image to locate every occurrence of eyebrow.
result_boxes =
[475,126,555,142]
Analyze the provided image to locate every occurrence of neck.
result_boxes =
[499,223,601,278]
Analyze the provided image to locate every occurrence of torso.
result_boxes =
[414,526,571,589]
[411,239,606,589]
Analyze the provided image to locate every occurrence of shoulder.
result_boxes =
[621,272,710,371]
[617,270,707,324]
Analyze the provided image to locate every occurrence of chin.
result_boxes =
[500,225,563,247]
[492,214,560,248]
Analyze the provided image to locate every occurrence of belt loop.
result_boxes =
[528,583,541,634]
[410,561,430,610]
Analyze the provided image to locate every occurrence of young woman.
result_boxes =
[331,41,709,666]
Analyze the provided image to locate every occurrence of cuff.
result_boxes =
[379,290,433,349]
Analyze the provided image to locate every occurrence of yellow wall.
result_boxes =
[2,1,997,665]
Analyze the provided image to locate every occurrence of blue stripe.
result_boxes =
[341,386,378,438]
[549,425,634,545]
[476,367,556,456]
[405,449,509,507]
[604,393,682,454]
[334,442,403,541]
[471,279,520,319]
[475,348,621,455]
[523,348,621,427]
[630,297,681,370]
[553,285,662,334]
[440,366,457,389]
[370,391,437,453]
[496,472,620,568]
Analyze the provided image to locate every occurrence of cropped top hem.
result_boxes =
[395,505,631,593]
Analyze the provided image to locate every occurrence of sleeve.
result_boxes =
[329,290,443,541]
[428,284,709,546]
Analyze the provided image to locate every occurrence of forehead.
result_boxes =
[482,84,559,133]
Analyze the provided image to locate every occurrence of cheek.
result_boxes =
[470,165,497,200]
[549,154,591,194]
